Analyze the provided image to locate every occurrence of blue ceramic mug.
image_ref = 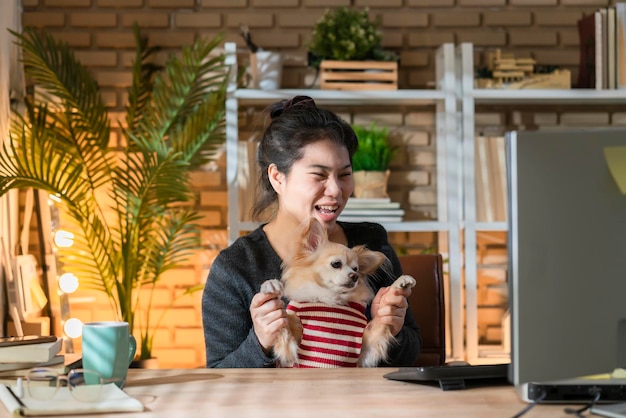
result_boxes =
[81,321,137,388]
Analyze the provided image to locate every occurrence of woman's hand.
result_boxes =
[249,290,289,355]
[370,285,412,337]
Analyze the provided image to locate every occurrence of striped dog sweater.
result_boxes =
[286,301,368,368]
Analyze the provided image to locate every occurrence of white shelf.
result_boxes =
[234,88,445,105]
[473,88,626,104]
[458,42,626,365]
[224,42,464,362]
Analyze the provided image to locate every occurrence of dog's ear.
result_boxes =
[301,218,328,252]
[354,246,386,275]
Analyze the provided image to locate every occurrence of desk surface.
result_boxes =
[1,368,577,417]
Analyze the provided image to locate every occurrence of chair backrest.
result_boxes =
[398,253,446,367]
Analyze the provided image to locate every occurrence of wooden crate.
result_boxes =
[319,60,398,90]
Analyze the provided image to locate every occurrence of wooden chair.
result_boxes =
[398,253,446,367]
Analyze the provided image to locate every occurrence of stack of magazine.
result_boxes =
[339,198,405,223]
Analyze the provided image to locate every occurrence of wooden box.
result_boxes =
[319,60,398,90]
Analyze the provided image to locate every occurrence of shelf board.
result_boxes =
[472,88,626,105]
[474,221,508,231]
[233,88,445,106]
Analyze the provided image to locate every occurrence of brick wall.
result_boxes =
[19,0,615,367]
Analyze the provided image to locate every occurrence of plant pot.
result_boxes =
[130,357,159,369]
[249,50,283,90]
[353,170,390,198]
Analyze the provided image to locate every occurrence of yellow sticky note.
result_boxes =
[604,146,626,194]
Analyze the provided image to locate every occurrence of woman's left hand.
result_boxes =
[370,285,412,337]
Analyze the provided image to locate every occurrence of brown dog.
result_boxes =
[260,218,416,368]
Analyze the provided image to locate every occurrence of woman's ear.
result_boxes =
[268,163,285,193]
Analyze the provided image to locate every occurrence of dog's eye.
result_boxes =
[331,260,342,269]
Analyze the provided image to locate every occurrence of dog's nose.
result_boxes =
[349,272,358,283]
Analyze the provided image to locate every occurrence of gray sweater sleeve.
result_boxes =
[202,228,282,368]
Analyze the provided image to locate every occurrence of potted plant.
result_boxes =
[308,7,396,66]
[351,122,397,198]
[307,7,398,90]
[0,27,230,361]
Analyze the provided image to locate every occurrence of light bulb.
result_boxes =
[59,273,79,294]
[54,230,74,247]
[63,318,83,339]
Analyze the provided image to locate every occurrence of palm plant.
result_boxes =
[0,27,230,360]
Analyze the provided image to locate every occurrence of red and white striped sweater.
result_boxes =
[286,301,368,368]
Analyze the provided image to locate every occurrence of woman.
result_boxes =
[202,96,421,368]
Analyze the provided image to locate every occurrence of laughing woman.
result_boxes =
[201,96,421,368]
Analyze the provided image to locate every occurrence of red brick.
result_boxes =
[23,12,65,27]
[70,13,117,28]
[149,0,195,7]
[200,0,247,7]
[44,0,91,6]
[432,12,481,27]
[225,13,273,28]
[175,12,222,28]
[381,13,429,28]
[509,30,558,46]
[97,0,142,6]
[121,13,171,28]
[483,11,532,27]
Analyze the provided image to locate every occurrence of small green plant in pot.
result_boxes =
[307,7,397,68]
[351,123,397,198]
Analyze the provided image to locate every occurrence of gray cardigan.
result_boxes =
[202,221,422,368]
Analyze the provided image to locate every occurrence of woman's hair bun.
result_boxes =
[269,95,317,120]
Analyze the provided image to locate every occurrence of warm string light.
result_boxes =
[48,194,83,341]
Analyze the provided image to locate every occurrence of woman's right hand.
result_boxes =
[249,290,289,355]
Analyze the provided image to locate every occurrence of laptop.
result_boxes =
[383,363,509,391]
[517,369,626,404]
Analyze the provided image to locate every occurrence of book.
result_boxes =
[616,3,626,88]
[345,199,400,210]
[0,338,62,363]
[0,383,144,416]
[338,215,404,223]
[596,9,605,90]
[487,136,507,222]
[607,6,616,90]
[475,136,494,222]
[0,354,64,375]
[577,13,596,88]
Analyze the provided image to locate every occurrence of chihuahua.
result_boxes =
[260,218,416,368]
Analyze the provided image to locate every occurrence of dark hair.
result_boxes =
[251,95,358,221]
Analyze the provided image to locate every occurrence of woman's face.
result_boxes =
[274,138,354,232]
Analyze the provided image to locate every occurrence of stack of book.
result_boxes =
[577,4,626,89]
[339,197,405,223]
[0,335,63,375]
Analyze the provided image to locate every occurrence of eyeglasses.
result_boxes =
[25,367,106,402]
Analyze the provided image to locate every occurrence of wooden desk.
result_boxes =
[48,368,573,417]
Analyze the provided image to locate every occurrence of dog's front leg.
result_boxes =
[358,275,417,367]
[259,279,302,367]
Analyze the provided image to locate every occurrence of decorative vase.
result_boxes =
[353,170,390,198]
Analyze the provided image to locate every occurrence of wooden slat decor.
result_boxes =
[319,60,398,90]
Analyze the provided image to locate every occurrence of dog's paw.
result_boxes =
[260,279,284,295]
[393,275,416,290]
